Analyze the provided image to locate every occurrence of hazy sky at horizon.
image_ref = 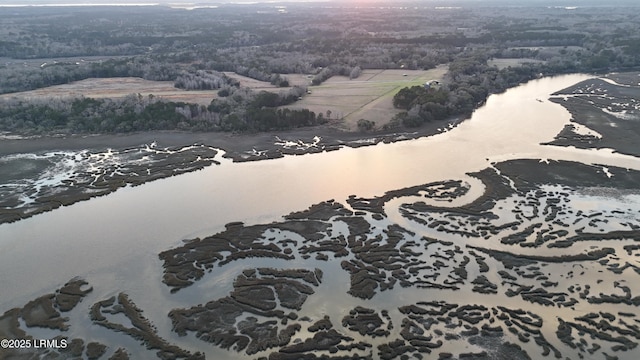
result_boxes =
[0,0,628,2]
[0,0,636,5]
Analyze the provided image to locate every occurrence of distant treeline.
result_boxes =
[1,4,640,135]
[0,58,178,95]
[3,4,640,95]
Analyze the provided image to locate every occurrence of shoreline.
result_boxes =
[3,73,640,359]
[0,117,463,160]
[4,159,640,359]
[0,118,463,225]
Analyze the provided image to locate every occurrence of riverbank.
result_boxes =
[3,73,640,360]
[0,118,463,225]
[0,115,463,160]
[8,72,633,227]
[4,158,640,360]
[546,74,640,157]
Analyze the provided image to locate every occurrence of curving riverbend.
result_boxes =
[2,74,640,360]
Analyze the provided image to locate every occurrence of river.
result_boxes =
[2,73,640,359]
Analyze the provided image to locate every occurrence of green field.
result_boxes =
[286,65,448,130]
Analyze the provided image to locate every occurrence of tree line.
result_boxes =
[391,53,575,128]
[0,85,324,135]
[1,3,640,135]
[4,4,638,95]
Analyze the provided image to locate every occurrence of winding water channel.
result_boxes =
[2,74,640,359]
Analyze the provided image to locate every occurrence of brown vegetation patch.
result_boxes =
[91,293,204,360]
[169,268,322,356]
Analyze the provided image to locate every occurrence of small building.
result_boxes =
[424,80,441,90]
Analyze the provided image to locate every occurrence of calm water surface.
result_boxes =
[2,74,640,359]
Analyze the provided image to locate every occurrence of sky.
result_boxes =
[0,0,323,3]
[0,0,637,5]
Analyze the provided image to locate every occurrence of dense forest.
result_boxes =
[0,86,321,134]
[390,53,566,128]
[1,2,639,134]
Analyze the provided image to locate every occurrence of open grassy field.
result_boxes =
[0,65,448,131]
[223,72,282,91]
[285,65,448,130]
[0,77,220,105]
[488,58,546,70]
[0,72,296,106]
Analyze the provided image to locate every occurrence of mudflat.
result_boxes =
[3,159,640,359]
[3,73,640,360]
